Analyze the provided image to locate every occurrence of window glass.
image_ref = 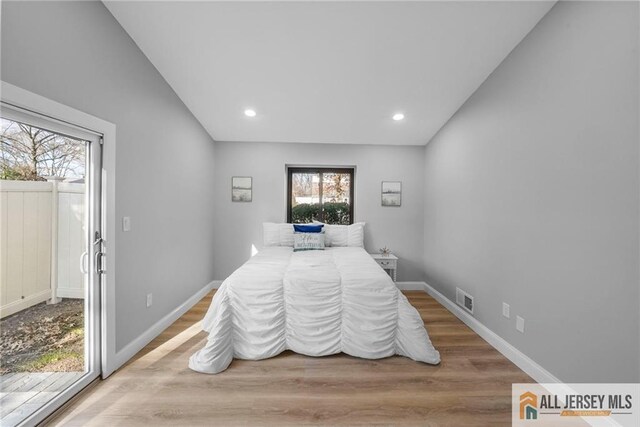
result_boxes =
[288,168,354,225]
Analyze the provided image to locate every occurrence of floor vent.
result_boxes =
[456,287,474,315]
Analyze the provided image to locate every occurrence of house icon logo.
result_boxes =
[520,391,538,420]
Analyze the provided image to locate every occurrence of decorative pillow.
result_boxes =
[312,221,365,247]
[346,222,365,247]
[263,223,295,247]
[325,224,347,247]
[293,232,325,251]
[293,224,324,233]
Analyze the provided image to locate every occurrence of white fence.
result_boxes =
[0,179,85,318]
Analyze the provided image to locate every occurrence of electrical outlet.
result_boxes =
[146,293,153,308]
[122,216,131,232]
[502,303,510,319]
[516,316,525,333]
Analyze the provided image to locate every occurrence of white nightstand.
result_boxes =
[371,253,398,282]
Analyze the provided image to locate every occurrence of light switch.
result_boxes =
[122,216,131,232]
[502,302,510,319]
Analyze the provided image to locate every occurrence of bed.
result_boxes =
[189,226,440,374]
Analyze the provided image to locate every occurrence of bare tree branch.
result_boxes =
[1,119,85,181]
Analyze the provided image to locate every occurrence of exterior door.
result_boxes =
[0,103,103,426]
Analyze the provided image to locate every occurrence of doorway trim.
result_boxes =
[1,81,118,380]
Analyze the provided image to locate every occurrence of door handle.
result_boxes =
[93,231,105,274]
[95,251,106,274]
[80,251,88,274]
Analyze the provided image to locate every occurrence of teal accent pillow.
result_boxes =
[293,232,325,251]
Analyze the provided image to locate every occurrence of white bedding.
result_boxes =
[189,247,440,374]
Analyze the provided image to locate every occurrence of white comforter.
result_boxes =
[189,247,440,374]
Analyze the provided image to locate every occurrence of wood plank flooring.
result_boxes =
[46,291,533,426]
[0,372,84,427]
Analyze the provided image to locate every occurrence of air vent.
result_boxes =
[456,287,474,315]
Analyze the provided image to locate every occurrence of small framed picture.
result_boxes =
[232,176,252,202]
[381,181,401,207]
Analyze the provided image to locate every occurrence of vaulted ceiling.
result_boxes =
[105,1,555,145]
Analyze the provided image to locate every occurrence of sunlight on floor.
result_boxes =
[134,322,204,370]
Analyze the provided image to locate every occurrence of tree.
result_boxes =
[0,118,85,181]
[292,173,316,200]
[323,172,349,202]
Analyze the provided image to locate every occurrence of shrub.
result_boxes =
[291,202,350,225]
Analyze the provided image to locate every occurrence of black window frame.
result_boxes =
[287,167,355,224]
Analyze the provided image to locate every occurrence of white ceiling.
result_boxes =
[105,1,555,145]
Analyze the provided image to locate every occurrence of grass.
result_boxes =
[0,298,85,374]
[13,326,85,372]
[66,327,83,337]
[17,349,83,372]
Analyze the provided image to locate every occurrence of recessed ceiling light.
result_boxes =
[244,109,256,117]
[392,113,405,121]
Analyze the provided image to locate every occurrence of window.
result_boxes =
[287,167,354,225]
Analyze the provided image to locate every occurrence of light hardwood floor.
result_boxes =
[46,291,533,426]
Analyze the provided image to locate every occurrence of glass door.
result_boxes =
[0,104,103,426]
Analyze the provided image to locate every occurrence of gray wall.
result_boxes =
[214,141,425,281]
[423,1,639,382]
[1,1,217,351]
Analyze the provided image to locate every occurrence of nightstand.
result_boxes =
[371,253,398,282]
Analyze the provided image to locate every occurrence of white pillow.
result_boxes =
[326,224,347,247]
[312,221,365,247]
[263,223,295,247]
[347,222,365,247]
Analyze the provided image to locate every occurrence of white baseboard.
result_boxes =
[112,280,216,373]
[395,281,427,291]
[422,281,561,384]
[211,280,223,289]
